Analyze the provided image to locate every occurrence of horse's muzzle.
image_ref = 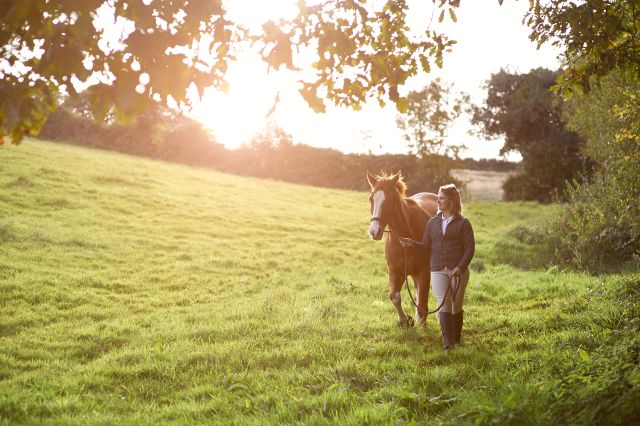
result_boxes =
[369,222,384,240]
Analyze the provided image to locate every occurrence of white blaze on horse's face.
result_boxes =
[369,190,385,240]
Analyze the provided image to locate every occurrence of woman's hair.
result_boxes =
[439,184,462,216]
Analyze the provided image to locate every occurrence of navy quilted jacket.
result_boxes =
[418,213,475,272]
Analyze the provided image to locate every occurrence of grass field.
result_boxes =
[1,139,638,425]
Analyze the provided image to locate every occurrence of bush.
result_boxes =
[502,173,532,202]
[541,274,640,425]
[541,170,640,272]
[530,71,640,272]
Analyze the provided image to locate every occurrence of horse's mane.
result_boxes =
[375,171,407,198]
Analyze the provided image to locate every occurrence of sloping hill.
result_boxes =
[1,139,637,424]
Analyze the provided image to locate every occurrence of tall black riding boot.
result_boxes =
[452,310,464,346]
[438,311,454,350]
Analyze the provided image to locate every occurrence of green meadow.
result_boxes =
[1,140,638,425]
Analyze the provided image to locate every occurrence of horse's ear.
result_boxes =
[366,170,377,189]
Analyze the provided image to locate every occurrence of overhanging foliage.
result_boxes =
[0,0,460,143]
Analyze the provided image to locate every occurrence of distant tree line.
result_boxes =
[41,99,515,195]
[455,157,517,172]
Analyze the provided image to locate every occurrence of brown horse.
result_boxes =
[367,171,438,327]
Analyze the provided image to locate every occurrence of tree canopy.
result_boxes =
[395,79,466,158]
[471,68,591,202]
[526,0,640,93]
[0,0,460,143]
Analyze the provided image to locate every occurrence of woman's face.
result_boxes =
[437,191,451,212]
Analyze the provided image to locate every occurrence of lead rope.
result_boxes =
[385,228,459,317]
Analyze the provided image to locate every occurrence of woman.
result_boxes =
[400,184,475,350]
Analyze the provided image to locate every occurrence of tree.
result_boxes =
[471,68,592,202]
[545,71,640,268]
[4,1,640,148]
[249,122,294,150]
[513,1,640,270]
[525,0,640,94]
[0,0,461,144]
[39,93,225,165]
[564,73,640,170]
[395,79,465,192]
[396,79,466,158]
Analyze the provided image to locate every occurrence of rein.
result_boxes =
[383,227,460,318]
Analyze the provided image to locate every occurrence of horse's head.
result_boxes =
[366,170,406,240]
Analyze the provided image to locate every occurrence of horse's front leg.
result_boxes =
[388,268,413,327]
[414,271,430,327]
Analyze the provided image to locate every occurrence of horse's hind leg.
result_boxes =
[388,269,412,327]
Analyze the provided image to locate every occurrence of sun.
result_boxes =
[191,0,301,148]
[192,55,279,148]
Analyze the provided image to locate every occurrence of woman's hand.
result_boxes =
[450,267,462,277]
[399,238,415,248]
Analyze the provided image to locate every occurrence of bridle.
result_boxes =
[368,187,387,226]
[369,186,391,228]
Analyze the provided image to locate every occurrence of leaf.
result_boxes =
[263,38,294,70]
[389,85,399,102]
[420,56,431,73]
[449,9,457,22]
[577,348,590,361]
[226,383,248,392]
[396,96,409,113]
[299,85,326,113]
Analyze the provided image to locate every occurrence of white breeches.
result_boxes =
[431,267,469,314]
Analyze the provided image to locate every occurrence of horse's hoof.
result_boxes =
[407,315,415,327]
[397,315,415,328]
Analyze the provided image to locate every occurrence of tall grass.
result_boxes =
[1,139,638,424]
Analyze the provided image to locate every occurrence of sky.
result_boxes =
[192,0,563,160]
